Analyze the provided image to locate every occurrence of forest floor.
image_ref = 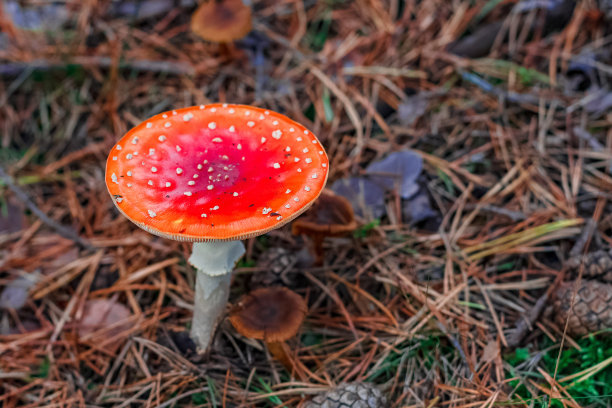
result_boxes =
[1,0,612,406]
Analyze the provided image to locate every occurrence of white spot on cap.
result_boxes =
[172,110,177,115]
[312,140,318,144]
[229,108,235,114]
[294,157,300,162]
[183,113,193,122]
[229,126,235,132]
[237,144,242,150]
[285,204,291,209]
[176,145,182,152]
[303,148,309,153]
[193,174,198,178]
[165,182,171,187]
[265,111,270,115]
[312,173,318,179]
[113,156,117,161]
[273,163,280,169]
[116,145,122,150]
[305,158,312,164]
[188,181,195,186]
[111,173,119,184]
[207,185,214,190]
[233,192,238,197]
[158,135,167,142]
[132,137,139,144]
[222,155,229,160]
[262,207,272,214]
[151,167,158,173]
[162,114,168,118]
[297,137,303,141]
[297,168,302,172]
[277,216,282,220]
[304,130,309,134]
[211,108,217,113]
[272,130,282,139]
[208,167,214,172]
[208,122,216,129]
[259,114,264,120]
[285,189,291,194]
[304,186,311,191]
[212,205,219,210]
[127,171,132,177]
[197,164,203,170]
[247,121,255,127]
[200,105,205,109]
[245,111,250,116]
[319,151,324,155]
[164,122,171,128]
[176,168,183,174]
[261,137,267,143]
[222,103,228,108]
[212,137,223,143]
[148,210,156,217]
[126,153,133,160]
[286,147,291,152]
[127,183,133,187]
[116,197,123,203]
[148,180,153,186]
[146,122,152,128]
[322,163,327,167]
[289,128,295,132]
[294,197,299,202]
[201,213,207,218]
[272,120,279,125]
[149,148,155,156]
[184,192,192,196]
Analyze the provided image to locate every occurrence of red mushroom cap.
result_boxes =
[105,104,328,241]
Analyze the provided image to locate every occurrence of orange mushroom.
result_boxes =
[292,189,357,263]
[229,287,307,373]
[191,0,252,43]
[106,104,328,352]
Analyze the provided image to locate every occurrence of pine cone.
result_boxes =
[303,383,387,408]
[566,249,612,283]
[552,280,612,336]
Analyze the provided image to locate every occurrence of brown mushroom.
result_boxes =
[191,0,252,43]
[229,287,307,374]
[292,189,357,264]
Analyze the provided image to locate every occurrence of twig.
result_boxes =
[0,167,94,250]
[505,292,549,348]
[0,57,195,77]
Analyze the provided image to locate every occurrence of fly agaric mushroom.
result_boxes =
[229,287,307,374]
[191,0,252,43]
[105,104,328,351]
[292,189,357,264]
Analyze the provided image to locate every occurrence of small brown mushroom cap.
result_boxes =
[292,189,357,238]
[229,287,307,342]
[191,0,252,43]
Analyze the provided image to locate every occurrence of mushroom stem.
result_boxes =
[188,240,245,352]
[266,341,294,373]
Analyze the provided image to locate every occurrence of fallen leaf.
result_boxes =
[0,274,38,310]
[398,94,430,126]
[482,339,500,363]
[402,188,436,225]
[77,299,132,351]
[366,150,423,199]
[331,177,386,219]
